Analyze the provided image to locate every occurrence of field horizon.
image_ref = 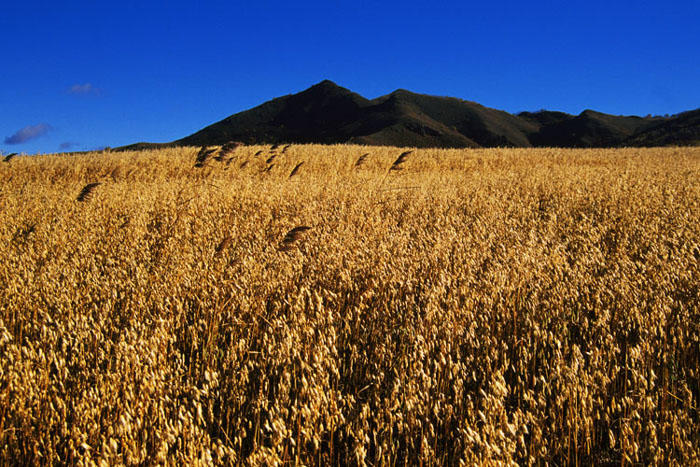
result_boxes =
[1,144,699,465]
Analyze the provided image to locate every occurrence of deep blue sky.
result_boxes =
[2,0,698,154]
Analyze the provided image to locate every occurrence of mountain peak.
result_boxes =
[117,82,700,150]
[309,79,342,90]
[299,80,358,100]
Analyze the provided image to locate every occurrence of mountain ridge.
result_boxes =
[118,80,700,150]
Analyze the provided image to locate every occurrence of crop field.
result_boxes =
[1,145,699,465]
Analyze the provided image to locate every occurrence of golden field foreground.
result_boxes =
[0,145,699,466]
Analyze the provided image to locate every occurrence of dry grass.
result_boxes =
[76,182,102,202]
[278,226,312,252]
[289,162,305,178]
[389,150,411,171]
[354,153,369,169]
[2,153,18,163]
[0,144,699,466]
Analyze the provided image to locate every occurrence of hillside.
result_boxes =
[119,81,699,150]
[623,109,700,147]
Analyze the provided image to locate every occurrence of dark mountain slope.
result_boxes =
[528,110,652,147]
[622,109,700,147]
[518,110,573,127]
[372,90,538,147]
[116,81,700,150]
[349,91,481,148]
[175,80,371,146]
[176,81,485,149]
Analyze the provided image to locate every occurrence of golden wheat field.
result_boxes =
[0,144,699,466]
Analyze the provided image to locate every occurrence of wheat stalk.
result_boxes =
[289,162,304,178]
[279,225,312,251]
[76,182,101,202]
[354,153,369,168]
[21,222,37,237]
[390,150,411,171]
[12,222,37,244]
[377,150,412,191]
[214,236,232,256]
[215,142,242,162]
[194,146,216,168]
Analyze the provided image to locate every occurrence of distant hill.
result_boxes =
[118,80,700,150]
[622,109,700,147]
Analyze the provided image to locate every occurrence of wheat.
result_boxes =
[214,235,232,255]
[12,221,36,244]
[215,141,242,162]
[194,146,216,168]
[1,144,699,466]
[279,225,312,251]
[377,150,412,190]
[3,153,18,163]
[76,182,101,201]
[289,162,304,178]
[390,150,411,171]
[354,153,369,168]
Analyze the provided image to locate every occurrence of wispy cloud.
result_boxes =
[4,123,52,145]
[59,141,80,150]
[68,83,101,96]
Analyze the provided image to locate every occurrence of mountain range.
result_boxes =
[120,80,700,150]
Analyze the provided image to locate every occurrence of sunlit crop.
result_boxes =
[1,145,698,465]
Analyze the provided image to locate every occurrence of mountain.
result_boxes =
[118,81,700,150]
[622,109,700,147]
[522,109,651,148]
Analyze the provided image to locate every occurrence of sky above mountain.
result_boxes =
[1,0,698,154]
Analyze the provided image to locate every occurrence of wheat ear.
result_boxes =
[377,150,412,191]
[279,226,312,251]
[215,236,232,256]
[289,162,304,178]
[354,153,369,169]
[194,146,216,168]
[77,182,101,202]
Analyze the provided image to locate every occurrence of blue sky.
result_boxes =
[1,0,698,154]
